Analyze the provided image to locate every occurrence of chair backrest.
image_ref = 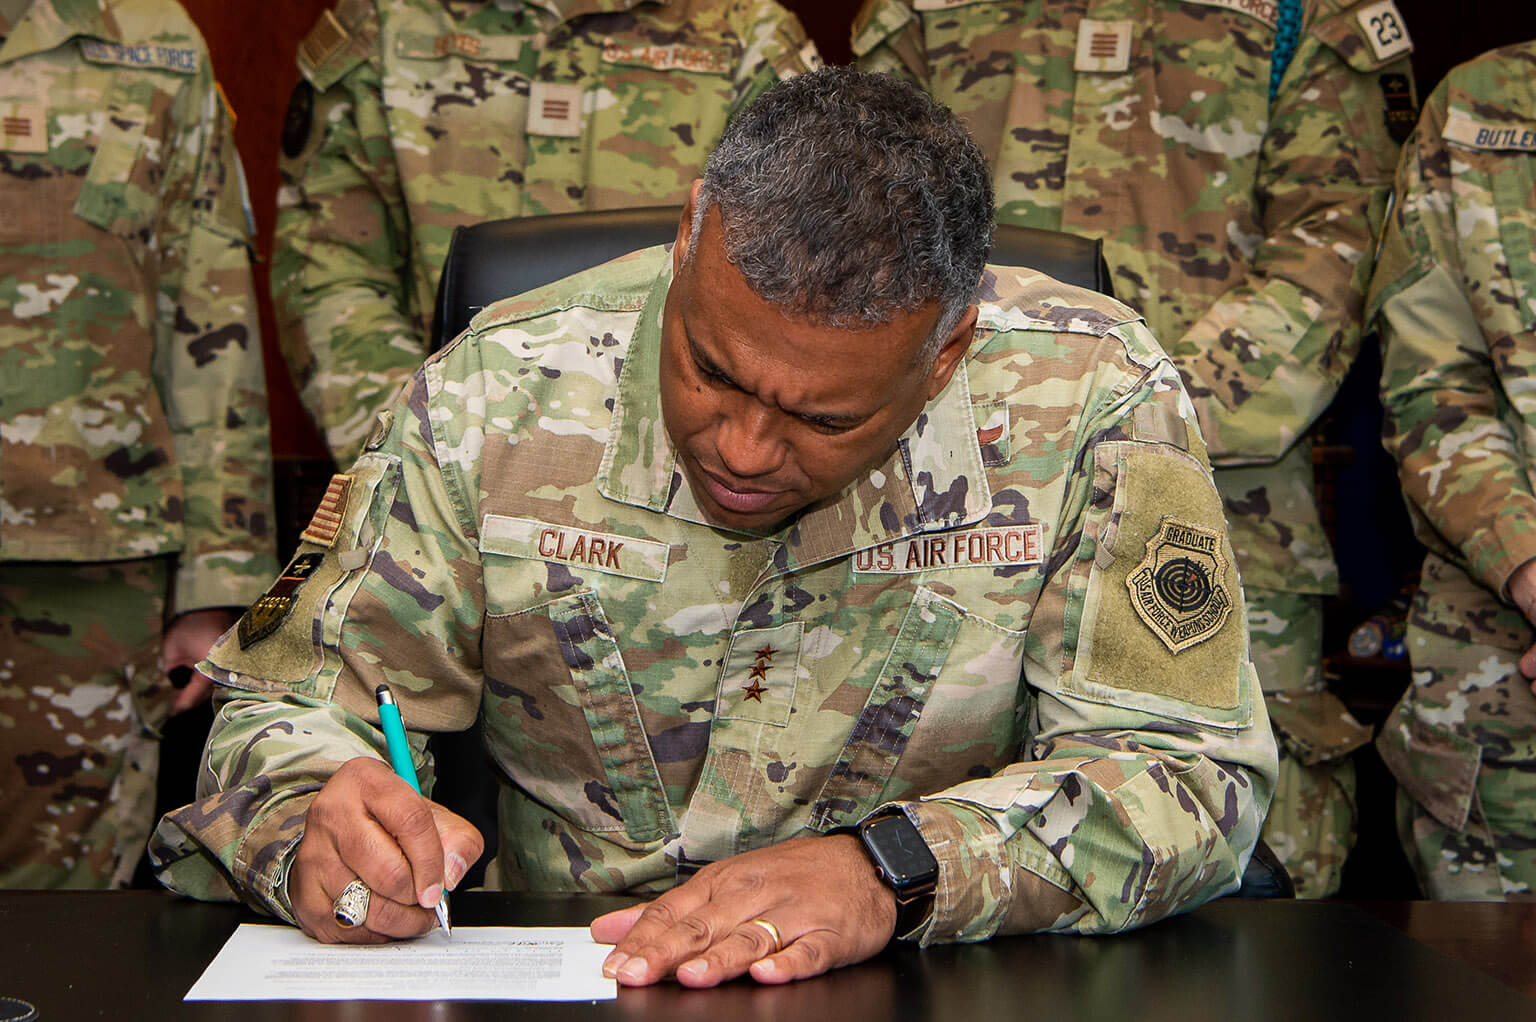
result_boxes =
[431,206,685,351]
[429,208,1116,351]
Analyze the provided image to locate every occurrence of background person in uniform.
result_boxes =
[1370,40,1536,901]
[274,0,822,466]
[851,0,1417,899]
[152,68,1277,983]
[0,0,278,888]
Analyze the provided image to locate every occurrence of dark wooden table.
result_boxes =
[2,892,1532,1021]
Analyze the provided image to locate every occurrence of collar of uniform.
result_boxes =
[0,0,119,65]
[523,0,664,27]
[775,358,992,572]
[598,261,994,561]
[598,257,679,516]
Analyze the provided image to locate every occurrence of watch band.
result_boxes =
[830,811,938,937]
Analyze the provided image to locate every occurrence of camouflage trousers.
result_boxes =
[1378,554,1536,901]
[1247,586,1370,898]
[0,557,173,888]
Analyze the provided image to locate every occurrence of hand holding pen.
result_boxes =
[284,687,484,944]
[376,683,454,938]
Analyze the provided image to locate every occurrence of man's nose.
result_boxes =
[715,401,786,479]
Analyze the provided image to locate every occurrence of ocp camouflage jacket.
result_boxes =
[0,0,276,613]
[153,248,1277,941]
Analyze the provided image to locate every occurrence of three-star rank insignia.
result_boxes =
[741,646,775,701]
[1126,517,1232,654]
[719,623,802,725]
[237,553,324,649]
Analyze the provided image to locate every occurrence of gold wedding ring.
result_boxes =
[332,879,371,928]
[747,917,782,953]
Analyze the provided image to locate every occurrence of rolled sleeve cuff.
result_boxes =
[236,795,315,924]
[901,799,1082,945]
[151,786,315,924]
[1466,504,1536,602]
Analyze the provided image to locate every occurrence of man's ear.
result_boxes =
[673,179,704,275]
[924,305,979,401]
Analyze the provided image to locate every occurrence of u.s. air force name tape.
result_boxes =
[852,524,1044,574]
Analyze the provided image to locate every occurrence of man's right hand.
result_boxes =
[289,757,484,943]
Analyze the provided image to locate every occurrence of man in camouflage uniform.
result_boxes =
[1370,41,1536,900]
[152,69,1276,982]
[0,0,278,888]
[275,0,821,465]
[853,0,1417,898]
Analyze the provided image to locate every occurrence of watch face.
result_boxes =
[863,815,938,886]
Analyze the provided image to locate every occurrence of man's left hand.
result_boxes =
[162,608,238,714]
[590,834,897,987]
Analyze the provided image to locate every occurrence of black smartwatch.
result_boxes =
[841,811,938,935]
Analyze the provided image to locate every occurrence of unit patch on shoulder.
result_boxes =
[1379,72,1415,144]
[1126,517,1232,654]
[300,473,354,548]
[1355,0,1411,62]
[238,553,324,649]
[298,9,349,75]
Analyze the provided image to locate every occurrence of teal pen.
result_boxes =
[375,684,452,938]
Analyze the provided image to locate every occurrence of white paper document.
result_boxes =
[186,924,617,1001]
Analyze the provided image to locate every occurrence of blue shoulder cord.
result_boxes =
[1269,0,1303,103]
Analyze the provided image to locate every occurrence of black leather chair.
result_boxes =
[430,207,1116,350]
[427,208,1291,900]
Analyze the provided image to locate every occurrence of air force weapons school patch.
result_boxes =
[238,553,324,649]
[1127,517,1232,654]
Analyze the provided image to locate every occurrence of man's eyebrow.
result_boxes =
[687,335,737,385]
[688,334,866,427]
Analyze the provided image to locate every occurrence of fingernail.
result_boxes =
[617,957,649,984]
[753,957,777,977]
[445,854,468,890]
[677,959,707,983]
[422,883,443,908]
[602,952,628,978]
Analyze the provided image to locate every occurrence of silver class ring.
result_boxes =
[332,879,371,929]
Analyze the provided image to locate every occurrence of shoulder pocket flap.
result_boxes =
[1314,1,1412,72]
[1264,686,1371,765]
[1065,441,1251,730]
[299,7,372,91]
[1375,700,1481,832]
[71,77,155,235]
[851,0,914,56]
[209,454,402,689]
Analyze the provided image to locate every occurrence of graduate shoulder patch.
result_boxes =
[238,553,324,649]
[1126,517,1233,654]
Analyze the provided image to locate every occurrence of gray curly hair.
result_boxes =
[690,67,994,362]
